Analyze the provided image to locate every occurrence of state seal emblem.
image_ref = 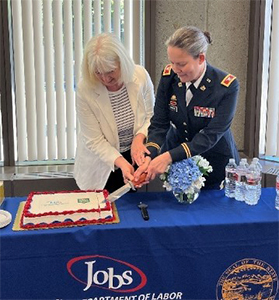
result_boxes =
[216,258,278,299]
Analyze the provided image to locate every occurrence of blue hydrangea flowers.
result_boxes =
[160,155,213,203]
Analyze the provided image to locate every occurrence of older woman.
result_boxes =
[135,26,240,189]
[74,33,154,192]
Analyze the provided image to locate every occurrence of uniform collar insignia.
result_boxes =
[200,85,206,91]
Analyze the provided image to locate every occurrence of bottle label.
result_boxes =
[246,177,260,186]
[226,171,235,180]
[240,175,247,183]
[235,173,246,183]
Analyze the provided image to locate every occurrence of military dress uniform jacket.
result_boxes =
[146,63,240,187]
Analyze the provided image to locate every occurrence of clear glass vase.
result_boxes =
[173,188,200,204]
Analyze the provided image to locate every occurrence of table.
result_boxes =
[1,188,279,300]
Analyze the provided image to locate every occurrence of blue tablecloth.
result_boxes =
[1,188,279,300]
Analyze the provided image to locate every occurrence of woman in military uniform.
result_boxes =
[135,26,240,189]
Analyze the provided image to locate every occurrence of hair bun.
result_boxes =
[204,31,212,44]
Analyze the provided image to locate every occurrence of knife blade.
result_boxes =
[105,181,135,203]
[104,173,147,203]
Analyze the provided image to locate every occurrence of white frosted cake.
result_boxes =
[20,190,114,229]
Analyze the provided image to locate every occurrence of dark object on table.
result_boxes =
[138,202,149,221]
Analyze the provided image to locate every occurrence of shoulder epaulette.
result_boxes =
[162,64,172,76]
[221,74,236,87]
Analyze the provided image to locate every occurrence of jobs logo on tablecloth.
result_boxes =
[67,255,147,292]
[216,258,278,299]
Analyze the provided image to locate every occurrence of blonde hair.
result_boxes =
[166,26,212,58]
[81,33,135,87]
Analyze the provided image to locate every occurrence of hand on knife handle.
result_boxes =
[131,173,147,187]
[105,173,147,203]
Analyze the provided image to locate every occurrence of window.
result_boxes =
[259,0,279,162]
[0,0,144,166]
[244,0,279,167]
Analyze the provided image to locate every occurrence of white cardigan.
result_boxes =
[74,65,155,190]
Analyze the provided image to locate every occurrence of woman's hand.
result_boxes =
[145,152,172,181]
[133,156,152,187]
[114,156,135,183]
[130,133,150,166]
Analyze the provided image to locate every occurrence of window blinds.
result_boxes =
[10,0,142,163]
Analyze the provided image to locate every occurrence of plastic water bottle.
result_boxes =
[245,162,261,205]
[235,161,248,201]
[275,175,279,210]
[251,157,262,171]
[251,157,262,198]
[240,158,249,169]
[225,158,237,198]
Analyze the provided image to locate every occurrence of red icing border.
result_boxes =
[20,189,115,229]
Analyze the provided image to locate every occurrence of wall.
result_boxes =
[154,0,251,151]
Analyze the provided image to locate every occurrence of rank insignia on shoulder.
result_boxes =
[221,74,236,87]
[162,64,172,76]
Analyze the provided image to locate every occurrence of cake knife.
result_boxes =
[106,181,135,203]
[105,173,147,203]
